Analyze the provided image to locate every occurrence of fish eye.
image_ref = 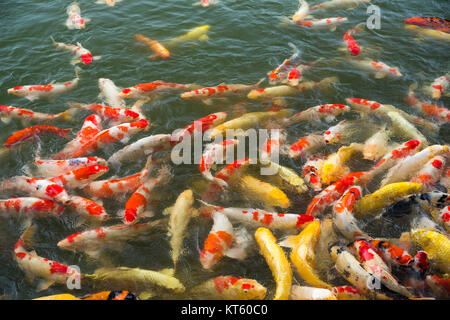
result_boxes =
[243,289,248,293]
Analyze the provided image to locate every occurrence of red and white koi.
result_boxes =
[410,156,446,189]
[260,132,286,162]
[286,104,350,126]
[293,17,348,31]
[0,105,75,123]
[0,197,64,218]
[66,195,109,222]
[66,102,141,126]
[405,85,450,124]
[332,286,366,300]
[172,112,227,142]
[70,119,150,158]
[181,81,262,100]
[0,176,71,204]
[343,24,363,56]
[107,134,172,167]
[367,239,414,268]
[199,139,239,187]
[14,226,81,291]
[200,211,237,270]
[349,59,402,79]
[302,157,325,191]
[433,206,450,232]
[426,275,450,298]
[333,186,370,240]
[51,37,100,65]
[65,2,90,30]
[267,43,302,85]
[4,125,70,149]
[193,0,219,7]
[289,134,326,159]
[98,78,126,109]
[292,0,310,22]
[7,68,80,101]
[427,74,449,100]
[323,120,348,144]
[311,0,371,11]
[52,114,102,159]
[25,156,106,179]
[381,145,449,186]
[119,81,199,99]
[49,164,109,190]
[191,276,267,300]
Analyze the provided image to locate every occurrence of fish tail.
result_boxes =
[20,225,37,250]
[50,36,57,46]
[280,16,294,26]
[56,106,80,122]
[74,66,81,79]
[155,165,173,186]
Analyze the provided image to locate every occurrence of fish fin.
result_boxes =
[84,18,91,23]
[0,116,11,124]
[199,35,209,41]
[139,292,154,300]
[70,58,81,65]
[142,210,154,218]
[119,137,130,144]
[225,245,247,260]
[93,56,102,61]
[20,218,33,231]
[158,268,175,276]
[201,98,214,105]
[375,72,385,79]
[213,177,228,188]
[329,25,337,32]
[21,225,37,250]
[278,234,300,248]
[48,80,56,85]
[84,249,102,259]
[162,205,174,216]
[24,272,35,283]
[279,16,294,26]
[36,279,55,292]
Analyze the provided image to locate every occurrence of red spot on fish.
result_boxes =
[431,159,443,169]
[261,214,274,226]
[15,252,26,259]
[45,184,64,198]
[50,262,69,274]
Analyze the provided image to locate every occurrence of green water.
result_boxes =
[0,0,449,299]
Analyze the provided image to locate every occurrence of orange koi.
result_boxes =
[135,34,170,59]
[4,125,70,149]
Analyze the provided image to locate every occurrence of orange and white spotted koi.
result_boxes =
[65,2,90,30]
[348,239,413,298]
[200,211,236,270]
[0,105,75,124]
[135,34,170,60]
[333,186,370,240]
[14,226,81,291]
[66,102,141,126]
[267,43,302,85]
[119,81,199,99]
[7,68,80,101]
[349,59,402,79]
[82,163,150,199]
[67,195,109,222]
[292,17,348,31]
[52,114,102,159]
[0,197,64,218]
[381,145,449,186]
[199,139,239,187]
[305,171,368,217]
[323,120,349,144]
[260,131,286,162]
[310,0,371,11]
[434,206,450,232]
[57,220,167,259]
[332,286,366,300]
[302,157,325,191]
[343,24,363,56]
[201,158,250,202]
[4,125,70,149]
[70,119,150,158]
[0,176,71,204]
[286,104,350,126]
[25,156,106,179]
[181,81,262,101]
[289,134,326,159]
[405,85,450,124]
[191,276,267,300]
[172,112,227,142]
[410,156,446,189]
[49,164,109,190]
[200,201,316,231]
[367,239,414,268]
[427,74,449,100]
[51,37,100,65]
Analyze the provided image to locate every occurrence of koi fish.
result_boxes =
[200,211,239,270]
[238,175,291,209]
[320,143,364,185]
[166,189,196,268]
[48,164,108,190]
[96,0,122,6]
[343,23,364,56]
[122,166,172,224]
[427,74,450,100]
[108,134,172,167]
[199,139,239,187]
[434,206,450,232]
[310,0,371,11]
[120,81,200,100]
[135,34,170,60]
[173,112,227,142]
[363,127,390,161]
[66,195,109,222]
[0,176,71,204]
[14,226,81,291]
[405,85,450,124]
[425,275,450,298]
[292,0,310,22]
[98,78,126,109]
[7,68,80,101]
[0,197,64,219]
[404,17,450,34]
[58,219,167,259]
[287,104,351,127]
[410,228,450,274]
[51,37,101,65]
[164,25,210,47]
[0,105,75,124]
[267,43,302,85]
[199,201,315,230]
[65,2,90,29]
[70,119,150,158]
[34,294,80,300]
[292,17,348,31]
[323,120,350,144]
[349,59,402,79]
[404,24,450,42]
[354,182,423,217]
[248,77,338,100]
[82,291,138,300]
[25,156,106,179]
[410,156,446,189]
[181,81,263,101]
[332,286,367,300]
[302,157,325,191]
[305,171,368,217]
[333,186,370,240]
[289,134,326,159]
[193,0,220,7]
[261,161,308,195]
[281,220,332,289]
[290,286,337,300]
[386,111,428,145]
[255,227,293,300]
[367,239,415,268]
[66,102,141,126]
[190,276,267,300]
[381,145,449,186]
[52,114,102,159]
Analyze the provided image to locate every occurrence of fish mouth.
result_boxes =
[7,89,18,95]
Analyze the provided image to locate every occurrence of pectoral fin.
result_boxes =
[375,72,386,79]
[36,279,55,292]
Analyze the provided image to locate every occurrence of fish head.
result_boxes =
[7,86,26,97]
[247,88,265,100]
[180,91,196,100]
[120,87,137,99]
[231,278,267,300]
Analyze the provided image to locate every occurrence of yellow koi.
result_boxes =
[410,228,450,274]
[238,175,291,209]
